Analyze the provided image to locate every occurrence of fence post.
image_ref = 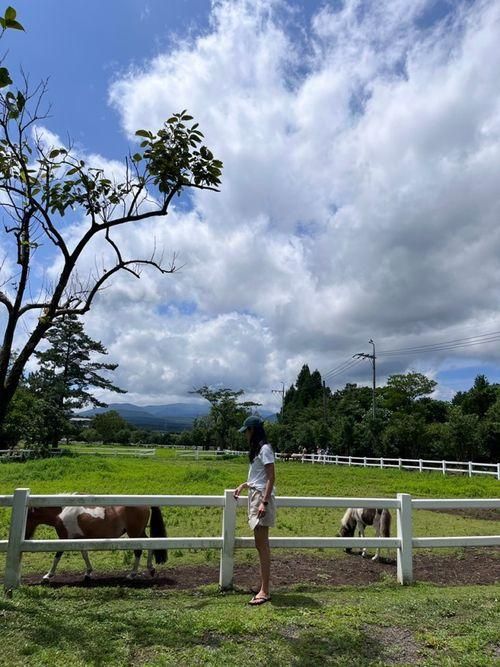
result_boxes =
[219,489,237,590]
[442,460,446,475]
[398,458,402,471]
[396,493,413,585]
[348,456,352,466]
[497,463,500,481]
[418,459,423,473]
[380,457,384,469]
[4,488,30,596]
[468,461,473,478]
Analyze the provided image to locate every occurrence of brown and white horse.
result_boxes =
[25,503,167,582]
[338,508,391,561]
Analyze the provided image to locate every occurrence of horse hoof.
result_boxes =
[127,573,137,580]
[149,568,156,577]
[361,552,368,559]
[371,555,379,562]
[41,576,51,585]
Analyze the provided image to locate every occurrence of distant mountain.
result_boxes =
[260,411,278,423]
[79,403,277,431]
[79,402,210,432]
[143,403,209,419]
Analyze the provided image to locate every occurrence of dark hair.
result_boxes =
[248,424,270,463]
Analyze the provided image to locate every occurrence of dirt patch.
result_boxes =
[21,547,500,590]
[429,508,500,522]
[365,626,424,665]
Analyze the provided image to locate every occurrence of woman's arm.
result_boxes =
[258,462,275,516]
[233,481,249,499]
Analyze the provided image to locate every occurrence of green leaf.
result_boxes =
[0,67,12,88]
[66,167,79,175]
[49,149,60,159]
[16,91,25,112]
[4,18,23,30]
[135,129,151,138]
[5,7,17,20]
[132,153,142,162]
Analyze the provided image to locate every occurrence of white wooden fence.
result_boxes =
[1,489,499,595]
[277,453,500,480]
[68,447,156,458]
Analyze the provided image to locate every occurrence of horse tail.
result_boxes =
[380,509,391,538]
[150,507,168,564]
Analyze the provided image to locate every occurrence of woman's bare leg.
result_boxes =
[253,526,271,598]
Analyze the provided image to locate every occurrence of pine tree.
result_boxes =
[28,315,125,446]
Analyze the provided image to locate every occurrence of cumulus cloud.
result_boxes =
[33,0,500,406]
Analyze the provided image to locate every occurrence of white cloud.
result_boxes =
[16,0,500,407]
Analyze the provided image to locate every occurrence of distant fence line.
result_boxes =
[276,453,500,480]
[2,446,499,479]
[1,489,499,595]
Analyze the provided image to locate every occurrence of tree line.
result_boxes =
[170,364,499,463]
[4,314,499,464]
[264,365,499,463]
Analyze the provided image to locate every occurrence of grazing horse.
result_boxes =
[338,508,391,561]
[25,503,167,582]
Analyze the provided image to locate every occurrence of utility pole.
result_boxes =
[272,381,285,420]
[322,380,328,424]
[353,338,376,418]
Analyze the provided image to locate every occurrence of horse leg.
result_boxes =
[82,551,94,579]
[42,551,64,583]
[372,513,381,561]
[127,550,142,579]
[147,548,155,577]
[359,524,368,558]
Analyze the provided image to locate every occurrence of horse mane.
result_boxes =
[341,508,357,529]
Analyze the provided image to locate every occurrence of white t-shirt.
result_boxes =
[247,443,275,493]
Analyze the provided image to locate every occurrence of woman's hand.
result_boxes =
[257,502,267,518]
[233,483,247,499]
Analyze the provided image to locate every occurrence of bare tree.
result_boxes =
[0,72,222,437]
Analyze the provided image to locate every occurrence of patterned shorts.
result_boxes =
[248,488,276,530]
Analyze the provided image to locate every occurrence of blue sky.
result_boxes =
[8,1,213,157]
[3,0,500,407]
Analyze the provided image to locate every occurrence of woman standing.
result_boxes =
[234,415,276,606]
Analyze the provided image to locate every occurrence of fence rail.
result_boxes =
[277,453,500,479]
[1,489,499,594]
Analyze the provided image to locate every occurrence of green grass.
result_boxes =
[0,454,499,665]
[0,582,499,666]
[0,454,499,574]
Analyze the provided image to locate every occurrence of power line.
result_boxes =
[323,357,363,381]
[379,331,500,357]
[321,328,500,387]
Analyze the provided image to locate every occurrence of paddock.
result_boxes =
[1,488,499,594]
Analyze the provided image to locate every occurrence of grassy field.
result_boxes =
[0,581,499,666]
[1,450,499,573]
[0,451,499,666]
